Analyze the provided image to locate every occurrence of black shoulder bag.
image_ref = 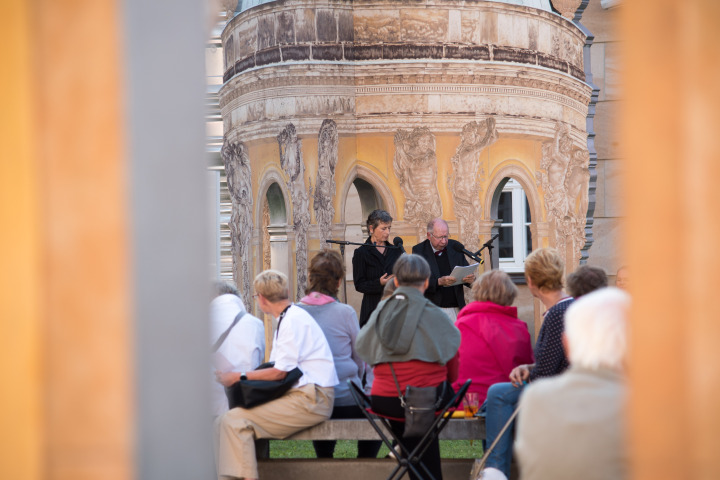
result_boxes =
[216,306,303,409]
[389,363,447,438]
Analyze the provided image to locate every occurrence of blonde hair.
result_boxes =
[471,270,518,306]
[253,269,289,303]
[524,248,564,291]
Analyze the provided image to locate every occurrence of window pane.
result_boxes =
[526,226,532,256]
[499,226,514,258]
[525,196,531,222]
[498,191,513,223]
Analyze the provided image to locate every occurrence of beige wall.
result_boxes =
[1,1,133,479]
[623,1,720,479]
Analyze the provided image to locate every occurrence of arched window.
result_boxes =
[496,178,532,272]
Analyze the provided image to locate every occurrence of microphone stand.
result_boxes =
[475,233,500,270]
[325,239,404,303]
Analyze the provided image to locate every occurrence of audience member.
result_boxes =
[298,250,381,459]
[356,254,461,480]
[566,265,608,298]
[515,287,630,480]
[451,270,533,404]
[215,270,338,480]
[616,265,629,290]
[210,282,265,417]
[480,248,573,480]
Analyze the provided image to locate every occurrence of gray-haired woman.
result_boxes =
[356,254,461,480]
[352,209,403,326]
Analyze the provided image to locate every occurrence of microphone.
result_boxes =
[452,241,484,264]
[482,233,500,248]
[325,239,352,245]
[393,236,405,253]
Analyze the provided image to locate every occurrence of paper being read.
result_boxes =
[213,352,233,372]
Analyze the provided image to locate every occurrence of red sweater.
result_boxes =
[372,360,457,397]
[451,301,534,403]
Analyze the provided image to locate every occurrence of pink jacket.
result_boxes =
[451,301,534,403]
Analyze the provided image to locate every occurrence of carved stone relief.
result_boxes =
[449,118,498,251]
[551,30,583,68]
[399,9,448,41]
[225,35,235,71]
[278,123,310,299]
[262,200,271,271]
[353,11,401,43]
[394,127,442,238]
[536,122,589,267]
[221,136,253,309]
[312,119,338,248]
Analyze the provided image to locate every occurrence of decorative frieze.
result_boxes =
[450,118,498,251]
[536,122,590,269]
[313,119,339,248]
[221,136,254,308]
[394,127,442,238]
[277,123,310,299]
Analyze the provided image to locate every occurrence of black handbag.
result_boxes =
[389,363,447,438]
[214,307,303,409]
[224,362,303,409]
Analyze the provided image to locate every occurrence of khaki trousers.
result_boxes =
[216,383,334,479]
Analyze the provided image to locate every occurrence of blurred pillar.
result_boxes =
[0,0,213,479]
[623,1,720,479]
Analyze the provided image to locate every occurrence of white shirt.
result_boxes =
[210,294,265,416]
[270,305,339,389]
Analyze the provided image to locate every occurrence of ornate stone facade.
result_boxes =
[536,121,590,265]
[277,123,310,299]
[394,127,442,238]
[219,0,596,326]
[221,136,253,308]
[450,118,499,250]
[313,119,338,247]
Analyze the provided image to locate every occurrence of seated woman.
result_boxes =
[215,270,338,480]
[356,254,461,480]
[451,270,534,405]
[298,249,381,459]
[479,248,574,480]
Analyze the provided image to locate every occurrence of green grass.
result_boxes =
[269,440,484,459]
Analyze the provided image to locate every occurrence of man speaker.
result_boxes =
[411,218,476,320]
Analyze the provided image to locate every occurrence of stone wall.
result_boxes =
[219,0,595,331]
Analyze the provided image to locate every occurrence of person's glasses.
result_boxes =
[430,233,449,241]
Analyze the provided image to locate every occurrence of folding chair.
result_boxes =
[348,378,472,480]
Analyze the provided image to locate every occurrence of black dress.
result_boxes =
[352,236,403,326]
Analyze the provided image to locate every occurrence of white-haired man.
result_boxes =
[514,287,630,480]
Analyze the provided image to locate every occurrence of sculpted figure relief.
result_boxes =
[278,123,310,299]
[312,119,338,248]
[221,136,253,309]
[537,122,590,266]
[394,127,443,238]
[262,201,271,270]
[450,118,499,250]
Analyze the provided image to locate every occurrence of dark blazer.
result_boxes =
[412,238,471,309]
[352,237,403,327]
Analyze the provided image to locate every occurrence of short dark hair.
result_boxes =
[306,249,345,297]
[393,254,430,287]
[366,209,393,231]
[567,265,608,298]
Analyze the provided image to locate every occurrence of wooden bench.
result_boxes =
[257,417,490,480]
